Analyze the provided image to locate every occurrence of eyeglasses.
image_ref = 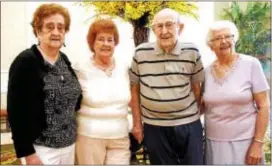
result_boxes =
[152,21,176,31]
[210,34,234,43]
[42,23,65,34]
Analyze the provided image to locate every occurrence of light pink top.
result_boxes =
[203,54,269,141]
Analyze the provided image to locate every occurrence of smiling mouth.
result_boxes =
[161,37,171,40]
[220,46,230,50]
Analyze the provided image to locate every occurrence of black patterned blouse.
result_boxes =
[34,56,81,148]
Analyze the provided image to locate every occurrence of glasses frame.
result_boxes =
[210,34,235,43]
[152,21,177,31]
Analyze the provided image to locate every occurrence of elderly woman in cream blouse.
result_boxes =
[202,20,270,165]
[73,19,131,165]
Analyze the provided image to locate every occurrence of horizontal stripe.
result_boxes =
[136,59,195,65]
[140,79,189,89]
[133,57,137,63]
[141,100,196,113]
[196,56,201,62]
[140,92,190,102]
[193,67,204,75]
[129,68,139,77]
[140,72,194,77]
[141,110,198,120]
[136,47,154,53]
[181,47,199,52]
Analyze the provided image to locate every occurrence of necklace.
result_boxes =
[211,54,240,85]
[92,57,115,77]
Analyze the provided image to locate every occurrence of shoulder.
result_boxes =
[72,56,92,72]
[59,51,72,66]
[135,42,155,50]
[116,58,130,72]
[238,54,260,66]
[135,42,156,53]
[179,42,200,62]
[179,42,199,52]
[132,42,156,61]
[9,45,38,71]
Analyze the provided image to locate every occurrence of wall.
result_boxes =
[1,1,215,93]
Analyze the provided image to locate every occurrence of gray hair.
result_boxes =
[206,20,239,46]
[152,8,184,26]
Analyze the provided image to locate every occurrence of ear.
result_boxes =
[36,29,41,37]
[178,23,184,35]
[208,42,214,51]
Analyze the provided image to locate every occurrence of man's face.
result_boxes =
[152,14,182,51]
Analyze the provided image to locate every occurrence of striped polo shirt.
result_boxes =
[129,41,204,126]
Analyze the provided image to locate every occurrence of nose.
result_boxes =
[161,25,168,34]
[51,27,60,35]
[103,41,111,46]
[221,38,228,43]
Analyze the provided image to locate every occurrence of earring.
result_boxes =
[63,42,66,47]
[38,40,41,45]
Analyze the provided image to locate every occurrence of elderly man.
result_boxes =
[129,8,204,165]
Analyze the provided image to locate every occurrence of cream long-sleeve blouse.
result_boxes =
[73,57,131,139]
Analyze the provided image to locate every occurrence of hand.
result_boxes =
[25,153,43,165]
[246,141,263,165]
[199,99,205,115]
[132,122,143,144]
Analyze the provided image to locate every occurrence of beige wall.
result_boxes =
[1,2,29,70]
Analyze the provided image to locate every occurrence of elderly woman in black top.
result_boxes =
[7,3,82,165]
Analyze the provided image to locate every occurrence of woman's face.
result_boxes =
[37,14,66,49]
[209,28,236,56]
[93,32,115,57]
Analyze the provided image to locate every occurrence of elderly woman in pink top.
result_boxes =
[202,20,270,165]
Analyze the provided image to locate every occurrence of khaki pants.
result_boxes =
[21,143,75,164]
[76,135,130,165]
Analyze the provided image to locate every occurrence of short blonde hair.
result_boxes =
[206,20,239,46]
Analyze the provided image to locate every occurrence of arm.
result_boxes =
[7,55,36,158]
[192,83,201,106]
[246,91,270,165]
[253,91,270,142]
[130,83,142,127]
[191,49,205,110]
[246,58,270,165]
[130,83,143,143]
[129,51,143,143]
[7,54,42,164]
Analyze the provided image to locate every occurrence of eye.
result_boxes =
[166,22,174,27]
[57,25,65,32]
[46,24,54,30]
[107,38,113,42]
[157,24,163,29]
[225,35,233,39]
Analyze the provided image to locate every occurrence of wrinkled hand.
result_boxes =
[25,153,43,165]
[132,123,143,144]
[246,141,263,165]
